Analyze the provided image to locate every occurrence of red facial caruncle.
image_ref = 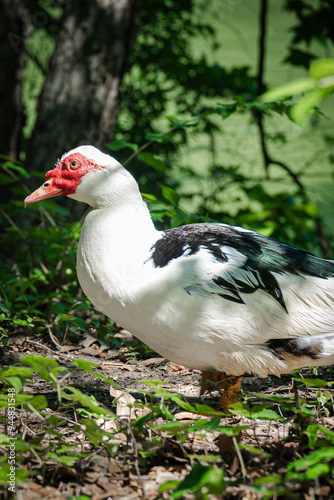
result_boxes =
[25,152,104,206]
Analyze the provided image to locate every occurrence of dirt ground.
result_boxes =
[1,331,333,500]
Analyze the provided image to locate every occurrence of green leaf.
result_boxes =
[82,418,116,447]
[254,475,281,485]
[0,174,16,186]
[145,132,173,143]
[139,380,167,387]
[132,412,153,434]
[287,447,334,472]
[304,463,330,480]
[72,359,119,386]
[310,59,334,79]
[291,87,331,124]
[142,193,158,202]
[70,316,90,331]
[170,213,188,228]
[0,393,36,408]
[170,395,195,412]
[170,463,226,498]
[194,403,226,416]
[55,313,74,322]
[159,480,181,493]
[229,403,283,421]
[105,139,138,151]
[253,393,297,404]
[5,377,22,393]
[3,163,29,177]
[293,377,334,388]
[139,152,166,172]
[0,435,11,446]
[216,425,249,436]
[304,424,334,448]
[24,395,48,411]
[72,359,100,371]
[21,355,64,382]
[45,452,78,467]
[158,183,180,206]
[1,366,34,378]
[153,421,190,434]
[239,444,271,457]
[185,454,221,463]
[0,464,30,484]
[218,103,237,119]
[261,77,316,102]
[62,386,116,418]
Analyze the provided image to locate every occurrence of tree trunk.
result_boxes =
[26,0,138,172]
[0,0,28,159]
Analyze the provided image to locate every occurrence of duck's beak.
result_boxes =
[24,178,63,207]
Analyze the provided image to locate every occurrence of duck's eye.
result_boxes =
[70,160,80,169]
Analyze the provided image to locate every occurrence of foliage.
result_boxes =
[0,355,333,497]
[262,59,334,124]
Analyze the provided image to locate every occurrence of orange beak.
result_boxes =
[24,178,64,207]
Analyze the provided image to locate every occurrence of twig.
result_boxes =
[123,139,155,167]
[25,339,73,357]
[47,325,62,349]
[0,208,25,239]
[293,382,301,411]
[232,436,247,480]
[125,421,145,498]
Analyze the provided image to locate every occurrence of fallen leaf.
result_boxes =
[174,412,199,421]
[110,388,136,418]
[168,361,188,372]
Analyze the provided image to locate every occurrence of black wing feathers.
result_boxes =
[150,223,334,310]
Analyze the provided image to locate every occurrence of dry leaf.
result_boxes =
[167,361,187,372]
[174,412,199,421]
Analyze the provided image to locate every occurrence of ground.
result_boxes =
[0,330,333,499]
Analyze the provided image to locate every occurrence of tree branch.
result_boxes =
[257,0,267,96]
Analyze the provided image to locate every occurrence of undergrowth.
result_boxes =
[0,355,333,498]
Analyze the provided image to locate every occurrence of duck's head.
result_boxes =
[24,145,140,208]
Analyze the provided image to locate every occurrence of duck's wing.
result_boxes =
[150,222,334,336]
[147,222,334,374]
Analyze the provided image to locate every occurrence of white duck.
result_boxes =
[25,145,334,410]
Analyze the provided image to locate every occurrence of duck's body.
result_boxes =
[77,203,334,377]
[25,145,334,385]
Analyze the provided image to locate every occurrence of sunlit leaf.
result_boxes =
[287,447,334,472]
[239,444,271,457]
[291,87,331,124]
[310,59,334,79]
[293,377,334,387]
[261,77,316,102]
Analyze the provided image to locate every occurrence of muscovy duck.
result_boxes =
[25,146,334,410]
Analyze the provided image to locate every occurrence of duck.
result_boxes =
[25,145,334,411]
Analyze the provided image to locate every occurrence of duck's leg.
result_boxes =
[201,371,242,413]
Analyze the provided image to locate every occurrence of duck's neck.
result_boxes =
[68,165,145,210]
